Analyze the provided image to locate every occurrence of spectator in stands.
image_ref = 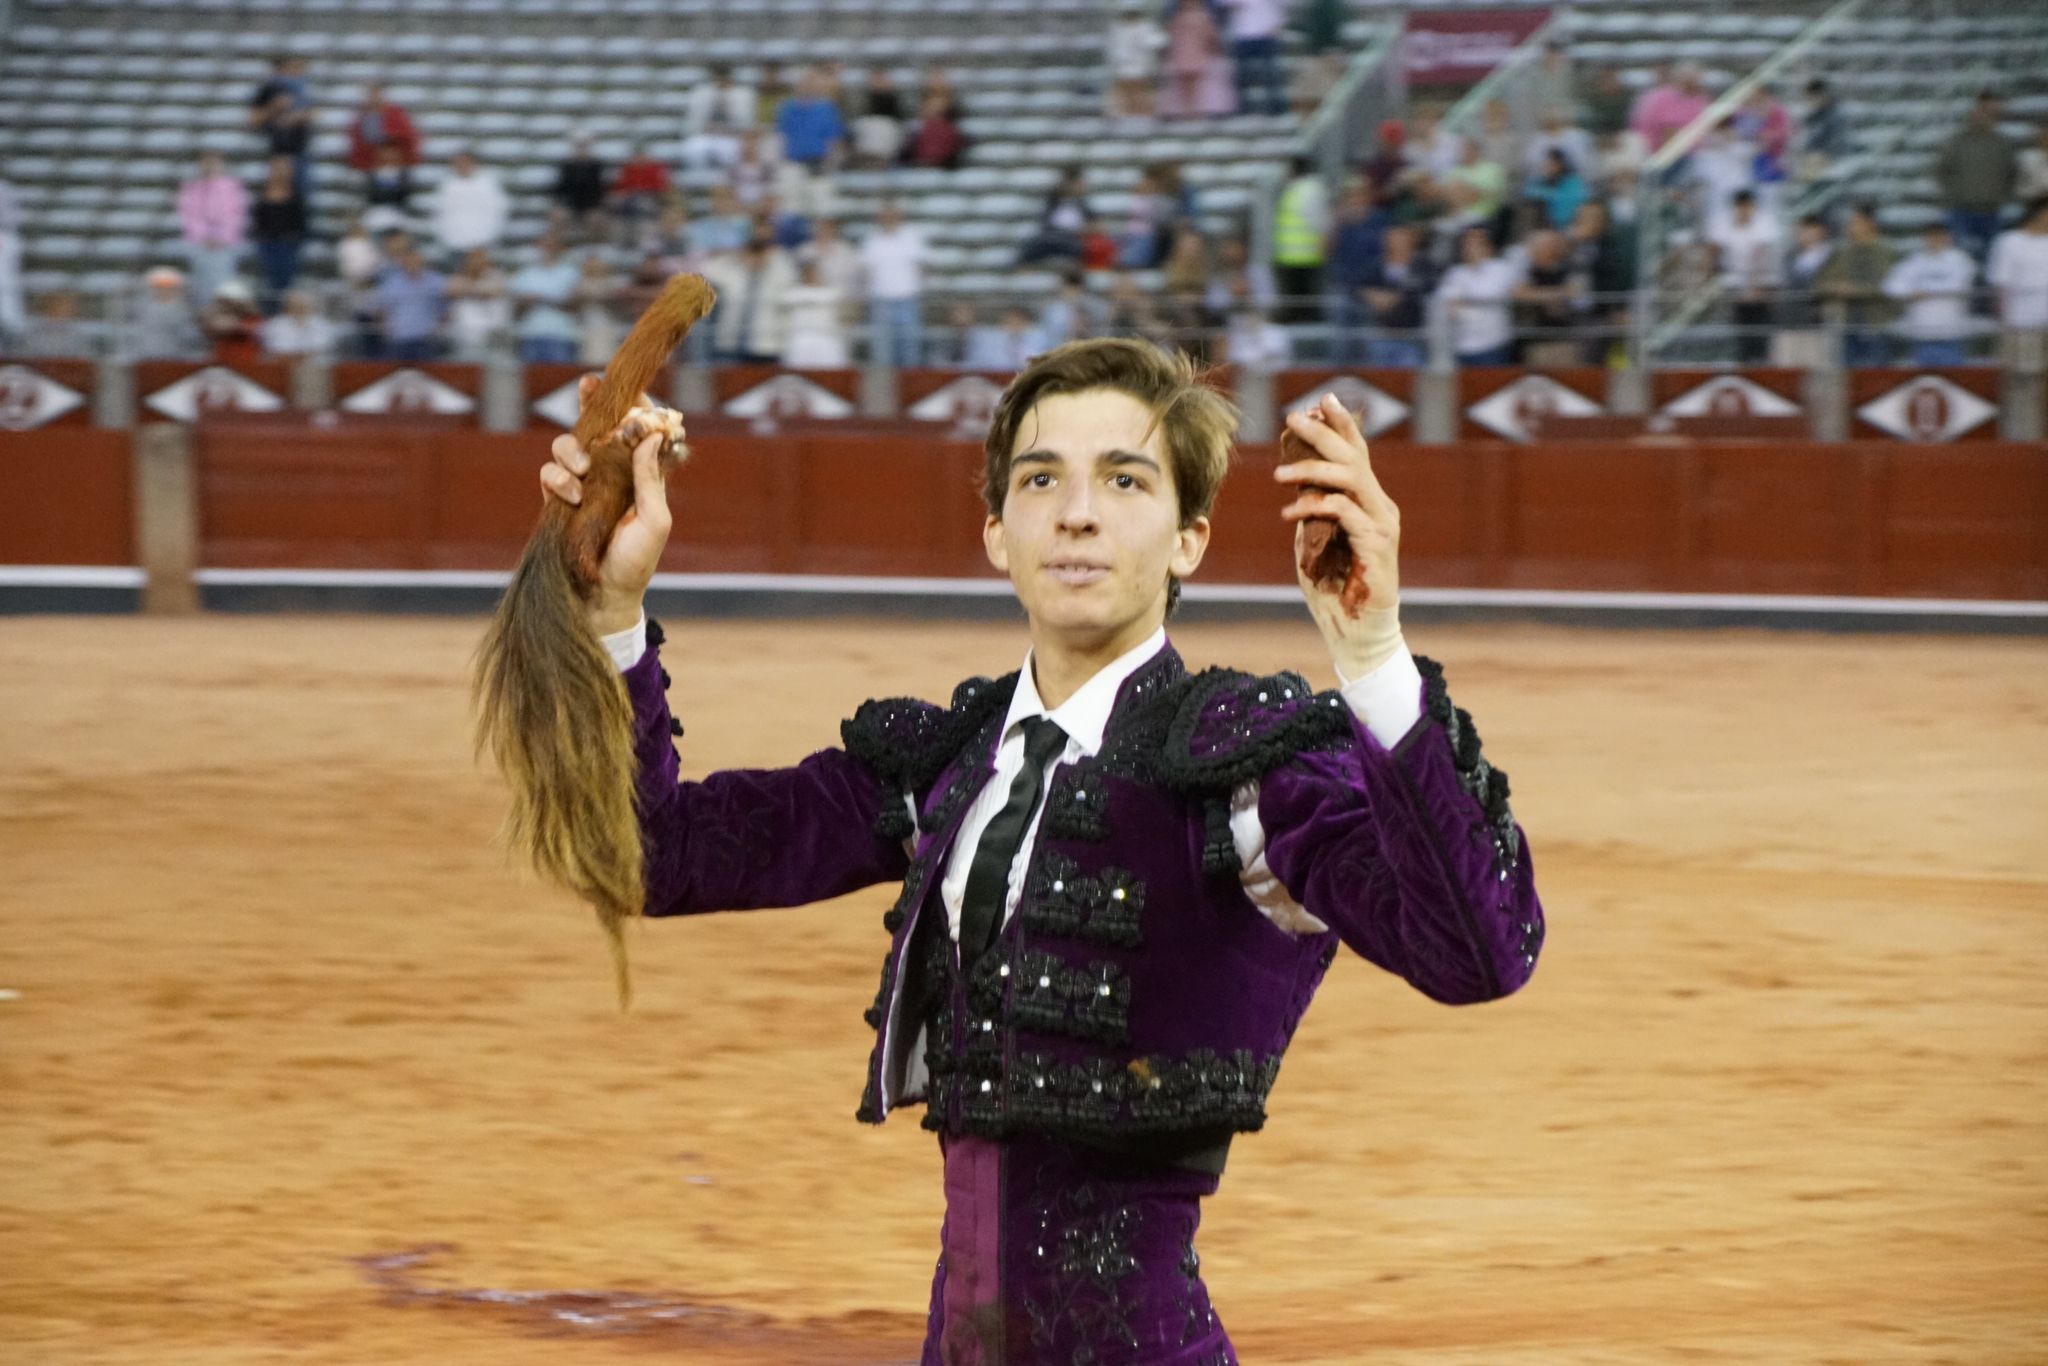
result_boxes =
[176,151,249,318]
[1108,1,1166,123]
[852,67,908,168]
[262,287,338,359]
[639,201,696,265]
[726,130,780,211]
[510,232,582,364]
[1530,39,1575,121]
[201,278,263,365]
[374,236,448,361]
[1797,78,1846,179]
[1884,222,1979,367]
[1566,199,1631,363]
[961,305,1043,371]
[1359,120,1411,208]
[1478,100,1522,185]
[18,289,92,359]
[0,172,21,346]
[1987,195,2048,339]
[1631,62,1710,156]
[695,184,752,254]
[340,222,387,355]
[907,90,969,171]
[1524,148,1589,232]
[609,143,673,241]
[1158,227,1215,356]
[1708,189,1783,363]
[2019,125,2048,203]
[1116,167,1177,270]
[800,216,863,319]
[445,247,511,359]
[1290,0,1347,116]
[431,150,510,260]
[345,83,420,183]
[1018,169,1092,267]
[1438,136,1508,244]
[859,200,927,367]
[248,55,314,188]
[1272,156,1330,325]
[922,65,965,122]
[1222,289,1293,370]
[1037,268,1108,349]
[1512,229,1585,367]
[1937,91,2019,262]
[552,133,609,242]
[1409,107,1464,182]
[1524,107,1597,186]
[1360,223,1432,368]
[1690,117,1756,237]
[1221,0,1286,118]
[781,257,851,369]
[1737,83,1793,216]
[757,64,794,129]
[1160,0,1231,120]
[1581,68,1633,142]
[1205,235,1277,319]
[250,154,309,312]
[1775,213,1834,367]
[1325,179,1387,364]
[776,67,846,219]
[133,267,205,360]
[1104,270,1173,347]
[1813,203,1896,368]
[1434,225,1520,366]
[702,218,797,364]
[575,252,623,364]
[682,66,757,172]
[362,143,417,237]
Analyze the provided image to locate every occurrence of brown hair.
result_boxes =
[982,338,1238,528]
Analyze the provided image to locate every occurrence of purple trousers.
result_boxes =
[922,1134,1236,1365]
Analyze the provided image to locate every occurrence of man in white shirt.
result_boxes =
[681,66,757,172]
[526,337,1543,1361]
[429,150,510,261]
[858,200,927,367]
[1883,222,1979,366]
[261,287,338,358]
[1987,195,2048,337]
[1433,225,1523,365]
[1709,189,1783,363]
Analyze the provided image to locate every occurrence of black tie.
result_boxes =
[959,716,1067,961]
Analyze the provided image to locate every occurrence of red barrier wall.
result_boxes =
[0,428,134,566]
[162,419,2045,601]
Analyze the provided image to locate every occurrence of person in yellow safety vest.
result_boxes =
[1272,155,1331,326]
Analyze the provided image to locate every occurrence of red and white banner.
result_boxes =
[1404,7,1551,86]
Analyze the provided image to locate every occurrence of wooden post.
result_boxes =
[133,423,200,614]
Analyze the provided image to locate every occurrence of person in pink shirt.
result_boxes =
[1630,62,1712,154]
[176,151,249,310]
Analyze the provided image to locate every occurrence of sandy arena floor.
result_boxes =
[1,614,2044,1364]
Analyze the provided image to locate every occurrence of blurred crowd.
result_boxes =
[3,23,2046,371]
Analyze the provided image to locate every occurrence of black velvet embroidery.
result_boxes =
[1023,1180,1144,1359]
[1157,668,1356,793]
[1019,853,1145,949]
[645,618,666,649]
[924,1045,1283,1142]
[1041,763,1109,842]
[1199,796,1239,876]
[840,672,1018,794]
[1009,950,1131,1045]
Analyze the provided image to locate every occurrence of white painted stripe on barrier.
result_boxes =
[0,566,148,587]
[170,568,2048,618]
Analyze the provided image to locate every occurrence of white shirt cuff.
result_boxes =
[601,612,649,673]
[1336,642,1425,751]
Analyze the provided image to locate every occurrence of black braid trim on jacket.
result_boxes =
[1411,654,1520,867]
[840,671,1019,794]
[1154,667,1357,793]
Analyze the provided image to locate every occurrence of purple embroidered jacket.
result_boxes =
[623,628,1543,1364]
